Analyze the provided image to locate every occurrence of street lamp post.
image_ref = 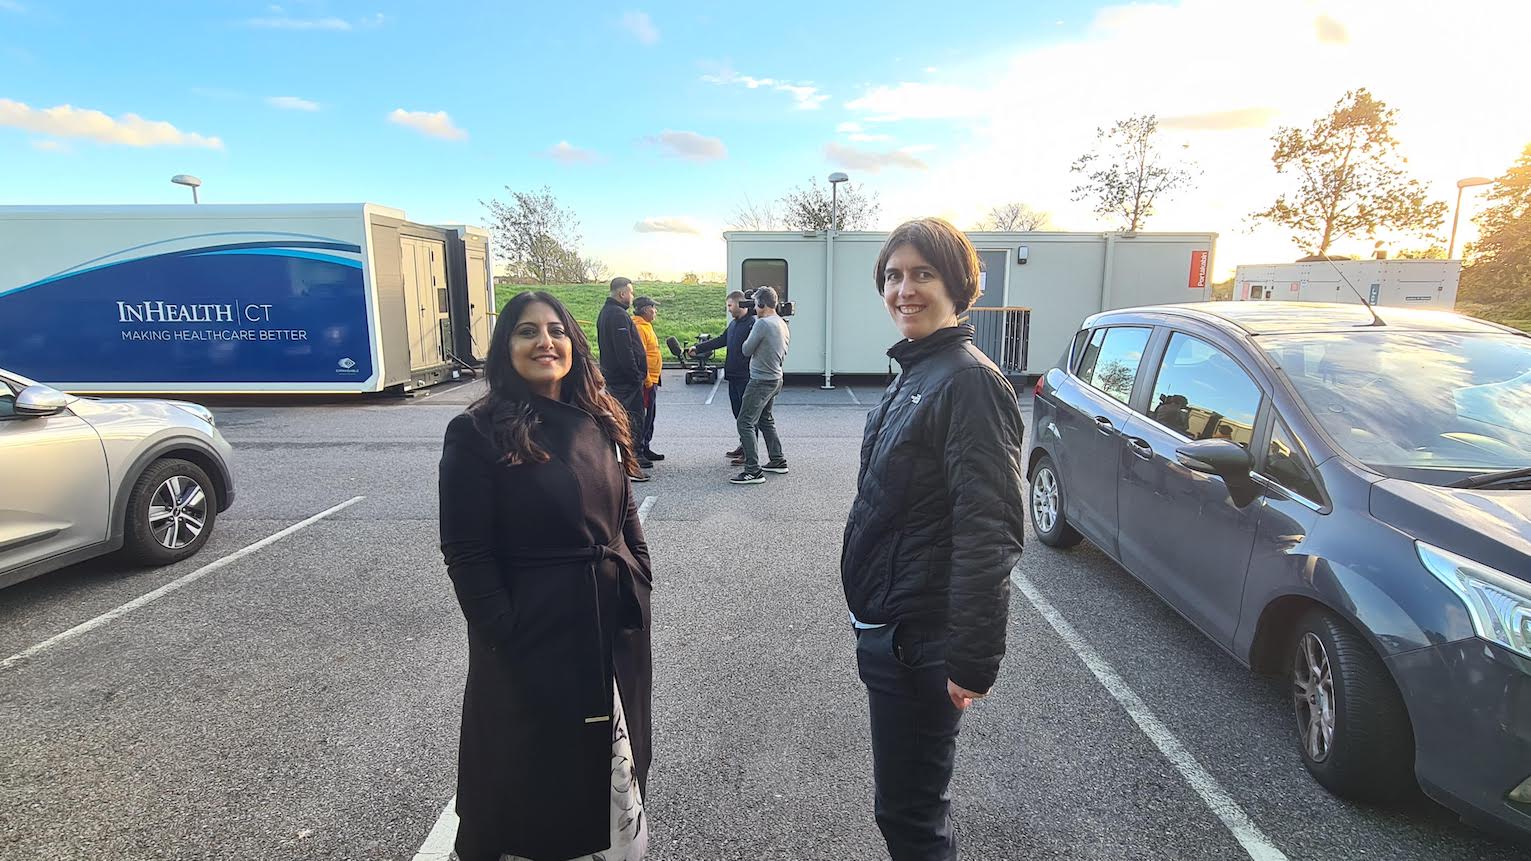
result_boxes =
[1448,176,1493,259]
[171,174,202,204]
[824,172,850,390]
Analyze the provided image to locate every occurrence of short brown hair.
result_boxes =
[873,218,981,314]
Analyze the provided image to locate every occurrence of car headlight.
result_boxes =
[1417,542,1531,660]
[171,402,216,426]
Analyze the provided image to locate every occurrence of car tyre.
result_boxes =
[1290,608,1416,802]
[1030,455,1083,548]
[123,458,218,566]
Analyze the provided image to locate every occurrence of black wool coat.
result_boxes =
[439,396,652,861]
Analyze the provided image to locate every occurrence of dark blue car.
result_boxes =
[1029,301,1531,842]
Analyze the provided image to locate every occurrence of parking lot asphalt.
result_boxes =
[1,370,1525,860]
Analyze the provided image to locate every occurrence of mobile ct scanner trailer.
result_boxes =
[1233,259,1460,308]
[724,229,1219,385]
[0,204,494,395]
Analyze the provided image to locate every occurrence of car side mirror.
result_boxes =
[1176,439,1260,507]
[15,384,73,417]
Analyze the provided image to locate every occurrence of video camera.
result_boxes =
[738,287,794,317]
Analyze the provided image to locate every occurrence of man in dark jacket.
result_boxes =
[597,276,652,476]
[689,290,755,459]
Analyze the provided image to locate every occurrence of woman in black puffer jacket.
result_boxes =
[840,217,1026,861]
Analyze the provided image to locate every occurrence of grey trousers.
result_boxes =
[736,378,784,471]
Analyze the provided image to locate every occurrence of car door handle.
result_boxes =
[1094,416,1116,434]
[1126,437,1154,460]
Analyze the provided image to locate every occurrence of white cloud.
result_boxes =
[840,0,1531,275]
[1159,107,1276,131]
[0,99,224,149]
[0,0,26,12]
[844,82,990,122]
[545,140,600,164]
[825,142,928,173]
[837,121,863,133]
[1314,14,1348,44]
[634,216,703,235]
[776,83,829,110]
[267,95,320,112]
[702,69,827,110]
[644,130,726,161]
[621,11,659,45]
[388,108,467,141]
[31,139,66,152]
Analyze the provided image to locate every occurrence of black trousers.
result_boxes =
[609,382,646,454]
[856,623,963,861]
[642,385,657,451]
[727,375,747,418]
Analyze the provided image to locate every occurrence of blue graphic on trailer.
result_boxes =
[0,236,374,385]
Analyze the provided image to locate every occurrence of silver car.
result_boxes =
[0,368,235,588]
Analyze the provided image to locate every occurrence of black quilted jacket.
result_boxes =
[840,325,1026,694]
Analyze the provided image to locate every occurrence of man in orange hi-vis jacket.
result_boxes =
[632,296,664,463]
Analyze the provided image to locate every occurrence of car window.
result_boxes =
[1263,418,1323,504]
[1068,329,1092,371]
[1267,331,1531,482]
[1076,326,1151,405]
[1147,332,1263,446]
[0,379,15,419]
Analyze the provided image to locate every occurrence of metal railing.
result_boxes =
[966,307,1031,375]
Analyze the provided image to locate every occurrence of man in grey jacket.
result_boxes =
[731,287,789,485]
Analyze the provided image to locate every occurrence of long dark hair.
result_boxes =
[469,291,640,475]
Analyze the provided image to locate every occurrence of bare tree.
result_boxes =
[1071,114,1196,232]
[1251,88,1447,257]
[778,177,881,231]
[976,202,1052,231]
[729,195,779,231]
[481,186,583,284]
[570,254,609,283]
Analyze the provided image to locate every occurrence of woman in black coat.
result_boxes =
[840,218,1027,860]
[439,291,653,861]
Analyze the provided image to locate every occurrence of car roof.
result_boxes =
[1092,301,1521,337]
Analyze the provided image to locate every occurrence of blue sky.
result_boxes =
[2,0,1527,278]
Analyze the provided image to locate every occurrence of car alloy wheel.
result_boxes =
[1032,466,1060,535]
[1293,632,1336,764]
[148,475,208,550]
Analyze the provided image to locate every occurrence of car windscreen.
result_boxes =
[1263,330,1531,483]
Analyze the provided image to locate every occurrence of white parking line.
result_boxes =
[1,496,366,672]
[411,799,460,861]
[414,496,656,860]
[1010,568,1290,861]
[705,376,722,405]
[845,386,862,405]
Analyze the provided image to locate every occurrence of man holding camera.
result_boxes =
[731,286,789,485]
[689,291,755,459]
